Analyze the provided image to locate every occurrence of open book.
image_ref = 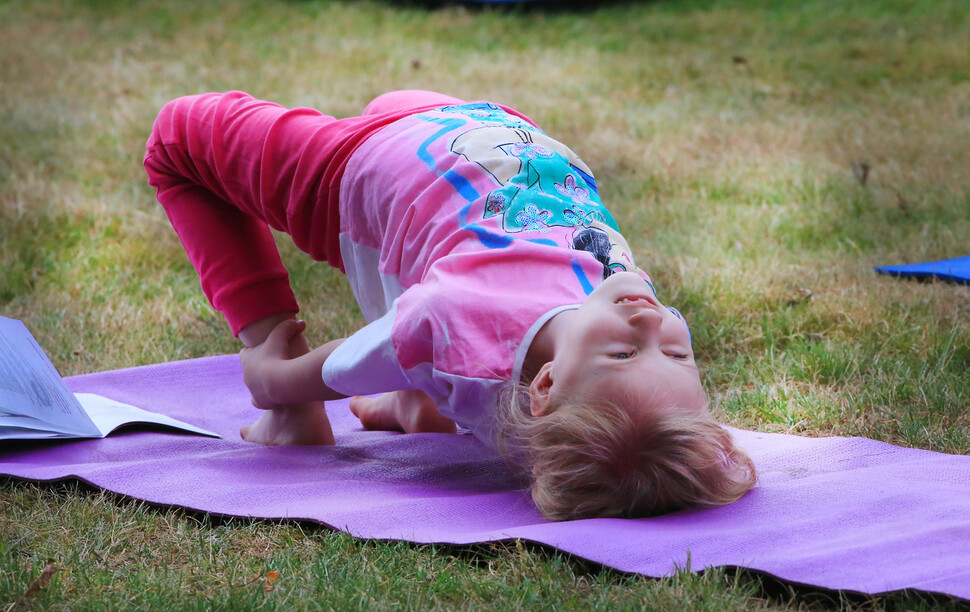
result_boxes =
[0,316,219,440]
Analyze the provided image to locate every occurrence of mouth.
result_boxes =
[615,295,656,306]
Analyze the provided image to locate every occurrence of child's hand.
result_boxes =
[237,319,339,446]
[239,319,308,410]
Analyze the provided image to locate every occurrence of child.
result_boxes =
[145,90,756,521]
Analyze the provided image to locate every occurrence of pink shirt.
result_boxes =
[322,103,654,445]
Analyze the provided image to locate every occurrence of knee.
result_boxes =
[144,93,217,187]
[144,97,187,171]
[146,94,204,150]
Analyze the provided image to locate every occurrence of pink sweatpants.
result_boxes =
[144,90,465,335]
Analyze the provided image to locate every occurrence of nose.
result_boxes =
[628,306,663,338]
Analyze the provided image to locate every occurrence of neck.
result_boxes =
[520,308,575,385]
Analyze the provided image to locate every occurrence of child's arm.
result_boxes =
[239,319,348,409]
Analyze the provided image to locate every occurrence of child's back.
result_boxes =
[325,100,656,443]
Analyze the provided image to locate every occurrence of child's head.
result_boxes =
[499,271,756,520]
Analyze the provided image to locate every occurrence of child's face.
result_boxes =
[536,271,706,416]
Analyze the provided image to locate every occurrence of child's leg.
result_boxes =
[362,90,466,116]
[146,90,468,336]
[145,92,367,445]
[350,390,457,434]
[146,92,318,334]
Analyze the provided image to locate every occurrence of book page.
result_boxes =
[76,393,220,438]
[0,415,80,439]
[0,316,99,436]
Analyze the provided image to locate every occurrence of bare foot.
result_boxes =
[240,403,335,445]
[350,390,457,434]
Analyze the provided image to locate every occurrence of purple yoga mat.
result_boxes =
[2,355,968,600]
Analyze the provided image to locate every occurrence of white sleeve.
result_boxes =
[320,301,413,397]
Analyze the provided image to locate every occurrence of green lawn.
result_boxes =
[2,0,968,609]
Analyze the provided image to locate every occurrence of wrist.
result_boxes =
[239,312,298,348]
[263,360,293,406]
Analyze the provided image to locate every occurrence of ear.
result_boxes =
[528,362,555,417]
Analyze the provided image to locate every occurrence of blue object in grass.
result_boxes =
[874,255,970,285]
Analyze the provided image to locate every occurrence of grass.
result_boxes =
[1,0,968,609]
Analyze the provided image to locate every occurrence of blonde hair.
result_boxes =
[497,386,757,521]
